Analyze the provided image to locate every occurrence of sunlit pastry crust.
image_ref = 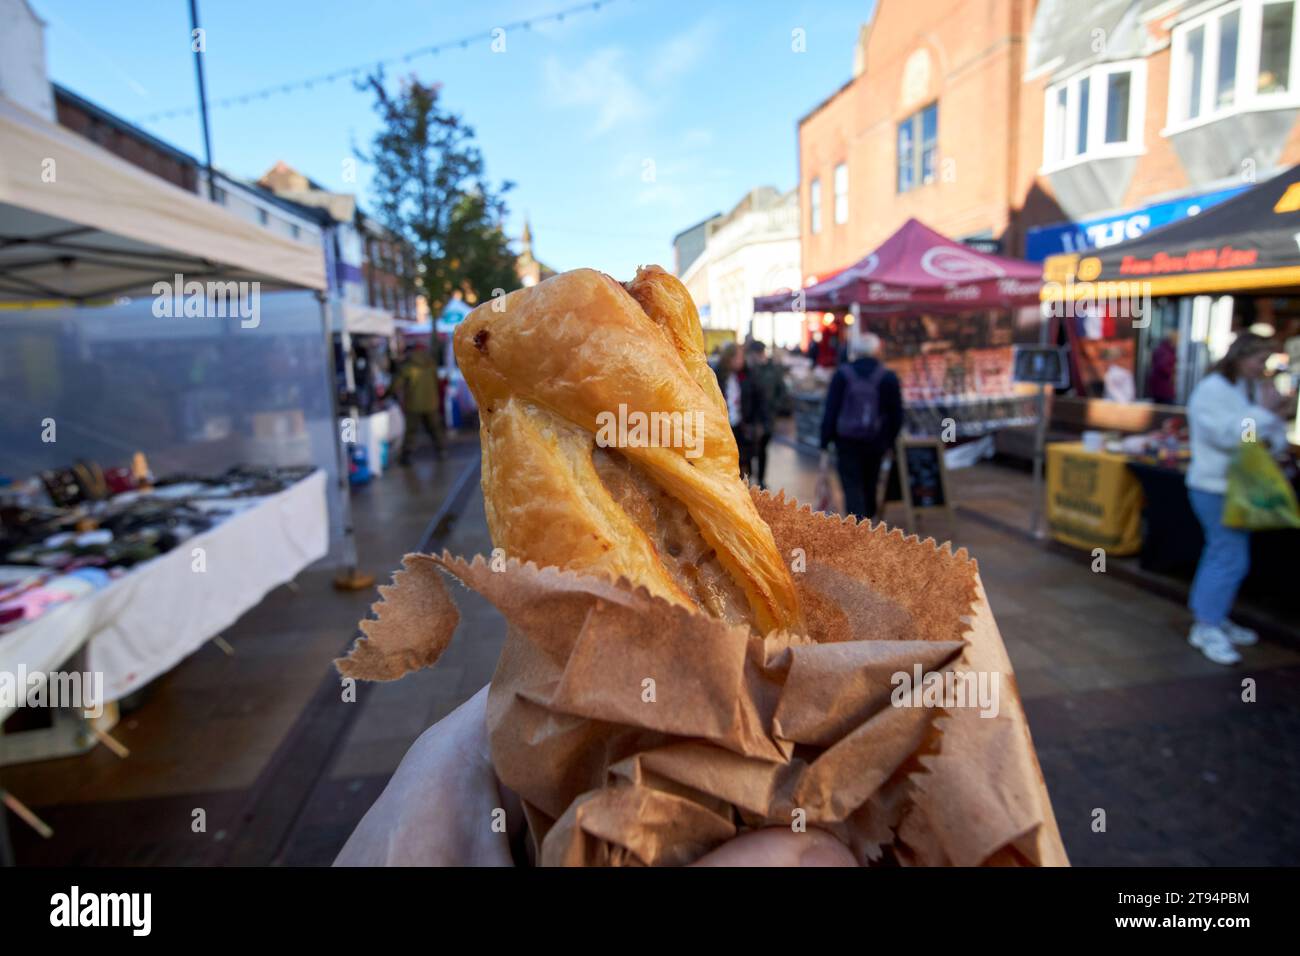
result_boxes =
[454,266,803,634]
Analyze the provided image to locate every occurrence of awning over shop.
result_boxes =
[1042,164,1300,300]
[334,301,396,337]
[0,97,325,301]
[754,218,1042,314]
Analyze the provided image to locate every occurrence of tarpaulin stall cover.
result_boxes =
[0,97,325,300]
[753,218,1042,314]
[1041,164,1300,299]
[0,95,344,717]
[334,301,396,337]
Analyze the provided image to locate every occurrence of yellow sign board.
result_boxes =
[1046,442,1143,555]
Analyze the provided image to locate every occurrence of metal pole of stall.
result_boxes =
[317,292,374,590]
[188,0,217,202]
[0,792,13,866]
[1029,303,1052,538]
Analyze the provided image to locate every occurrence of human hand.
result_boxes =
[335,684,860,867]
[692,827,858,866]
[1259,379,1289,415]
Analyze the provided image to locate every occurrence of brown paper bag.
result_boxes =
[339,489,1068,867]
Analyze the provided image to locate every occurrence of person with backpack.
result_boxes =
[818,332,903,520]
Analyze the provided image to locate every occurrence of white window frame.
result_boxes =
[1042,59,1147,172]
[832,163,849,225]
[896,102,938,193]
[809,177,821,234]
[1165,0,1300,135]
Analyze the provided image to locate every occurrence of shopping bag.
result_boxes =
[1222,441,1300,531]
[814,465,835,514]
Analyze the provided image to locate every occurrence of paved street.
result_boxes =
[4,434,1299,866]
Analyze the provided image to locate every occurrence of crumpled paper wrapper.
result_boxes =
[339,489,1068,867]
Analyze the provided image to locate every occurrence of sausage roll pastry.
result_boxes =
[453,265,803,635]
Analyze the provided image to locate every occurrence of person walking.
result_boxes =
[396,344,446,465]
[818,332,903,520]
[1185,332,1291,664]
[715,342,766,482]
[745,340,789,488]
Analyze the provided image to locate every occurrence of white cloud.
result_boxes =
[681,127,714,150]
[647,19,719,86]
[540,18,720,137]
[543,48,651,135]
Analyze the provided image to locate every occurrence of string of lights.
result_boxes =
[137,0,620,123]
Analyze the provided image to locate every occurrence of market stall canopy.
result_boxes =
[1042,164,1300,300]
[753,218,1042,314]
[0,98,326,302]
[436,297,471,334]
[334,301,396,337]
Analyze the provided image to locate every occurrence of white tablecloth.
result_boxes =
[0,470,328,721]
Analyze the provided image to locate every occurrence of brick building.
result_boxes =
[799,1,1035,285]
[1022,0,1300,260]
[53,85,198,194]
[797,0,1300,409]
[360,225,417,322]
[799,0,1300,274]
[258,161,418,323]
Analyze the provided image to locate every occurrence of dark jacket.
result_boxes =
[819,356,903,452]
[715,366,766,439]
[749,359,789,429]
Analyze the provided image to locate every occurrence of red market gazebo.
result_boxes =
[754,218,1041,314]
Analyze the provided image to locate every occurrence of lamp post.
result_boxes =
[188,0,216,201]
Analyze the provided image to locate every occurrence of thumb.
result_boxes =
[691,828,858,867]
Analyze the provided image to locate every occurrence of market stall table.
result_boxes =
[0,469,328,726]
[1127,460,1300,597]
[1045,441,1143,555]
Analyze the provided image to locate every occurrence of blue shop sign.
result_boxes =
[1024,185,1248,261]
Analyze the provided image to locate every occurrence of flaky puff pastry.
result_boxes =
[453,266,803,635]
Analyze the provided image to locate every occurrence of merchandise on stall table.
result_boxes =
[338,266,1067,868]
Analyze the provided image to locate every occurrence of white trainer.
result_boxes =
[1189,623,1242,665]
[1219,619,1259,646]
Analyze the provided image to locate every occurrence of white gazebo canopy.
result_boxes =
[334,301,396,337]
[0,97,325,302]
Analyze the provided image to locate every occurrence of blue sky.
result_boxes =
[33,0,874,278]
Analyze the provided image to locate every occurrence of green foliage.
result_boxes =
[357,72,516,312]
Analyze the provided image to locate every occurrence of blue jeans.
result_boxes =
[1187,488,1251,626]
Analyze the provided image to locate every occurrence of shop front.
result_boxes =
[1024,183,1249,262]
[1039,164,1300,571]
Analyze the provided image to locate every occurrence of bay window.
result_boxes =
[1168,0,1300,131]
[1043,61,1146,169]
[1260,0,1295,93]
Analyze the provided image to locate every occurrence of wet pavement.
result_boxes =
[4,431,1298,866]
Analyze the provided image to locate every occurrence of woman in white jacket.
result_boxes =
[1184,333,1291,664]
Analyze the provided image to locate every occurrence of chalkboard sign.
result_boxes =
[1012,345,1070,387]
[899,438,948,507]
[885,438,953,529]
